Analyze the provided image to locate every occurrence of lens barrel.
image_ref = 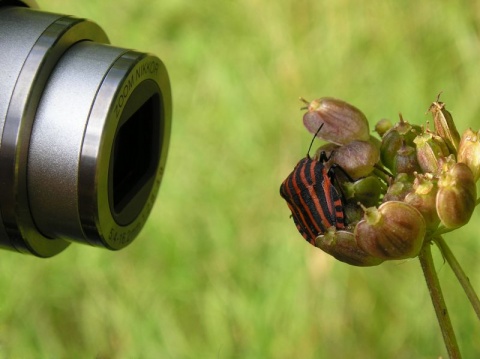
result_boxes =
[0,5,171,256]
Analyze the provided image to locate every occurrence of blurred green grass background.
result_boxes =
[3,0,480,357]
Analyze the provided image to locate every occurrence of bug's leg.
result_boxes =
[327,164,353,206]
[328,164,354,183]
[326,150,334,162]
[318,150,330,163]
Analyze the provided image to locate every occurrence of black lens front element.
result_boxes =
[110,81,161,226]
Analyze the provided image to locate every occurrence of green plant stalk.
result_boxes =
[419,242,461,359]
[373,164,392,183]
[435,236,480,321]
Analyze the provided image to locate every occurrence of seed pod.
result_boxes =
[404,174,440,231]
[413,131,450,174]
[343,176,385,207]
[457,128,480,182]
[383,173,413,202]
[316,227,384,267]
[375,118,393,138]
[332,140,380,179]
[391,115,421,141]
[380,115,421,171]
[428,95,460,154]
[380,129,401,171]
[302,97,370,145]
[393,142,421,176]
[354,201,426,260]
[436,162,476,229]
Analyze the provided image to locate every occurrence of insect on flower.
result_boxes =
[280,124,346,245]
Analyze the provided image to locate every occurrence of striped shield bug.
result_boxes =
[280,124,346,245]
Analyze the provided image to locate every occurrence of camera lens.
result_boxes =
[110,82,161,226]
[0,6,171,256]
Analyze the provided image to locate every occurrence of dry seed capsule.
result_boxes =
[457,128,480,182]
[428,96,460,154]
[302,97,370,145]
[404,174,440,231]
[332,140,380,180]
[380,116,421,171]
[436,162,476,229]
[393,143,421,176]
[316,227,384,267]
[354,201,426,260]
[413,131,450,174]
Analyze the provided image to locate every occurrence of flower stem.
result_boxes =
[435,236,480,321]
[373,164,392,183]
[419,242,461,359]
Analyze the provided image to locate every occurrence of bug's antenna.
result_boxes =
[307,123,324,158]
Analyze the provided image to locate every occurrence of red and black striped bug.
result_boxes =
[280,124,346,245]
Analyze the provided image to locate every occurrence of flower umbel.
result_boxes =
[280,95,478,266]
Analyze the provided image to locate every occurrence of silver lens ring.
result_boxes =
[28,46,171,250]
[0,8,108,256]
[80,51,171,249]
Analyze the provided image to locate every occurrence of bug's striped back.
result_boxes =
[280,157,345,245]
